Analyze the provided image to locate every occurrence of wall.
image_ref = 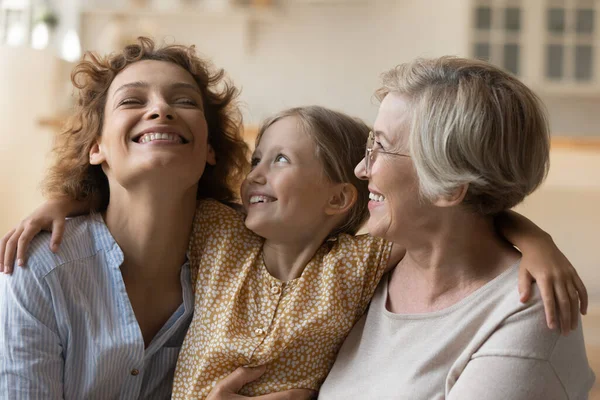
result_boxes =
[515,149,600,303]
[79,0,471,124]
[0,47,67,233]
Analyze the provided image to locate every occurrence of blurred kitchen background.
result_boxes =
[0,0,599,395]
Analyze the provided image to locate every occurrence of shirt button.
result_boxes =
[270,285,281,295]
[130,369,140,376]
[255,328,265,336]
[237,356,247,365]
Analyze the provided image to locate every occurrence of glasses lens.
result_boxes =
[366,132,374,173]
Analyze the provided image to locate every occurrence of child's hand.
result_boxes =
[206,366,315,400]
[518,233,588,336]
[0,200,70,274]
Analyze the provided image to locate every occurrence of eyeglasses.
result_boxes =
[365,131,410,174]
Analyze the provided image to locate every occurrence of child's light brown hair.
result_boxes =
[256,106,370,236]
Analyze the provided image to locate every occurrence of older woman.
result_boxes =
[0,38,249,399]
[318,57,595,399]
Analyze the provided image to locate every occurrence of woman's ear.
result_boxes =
[206,142,216,166]
[434,183,469,208]
[89,141,105,165]
[325,183,358,216]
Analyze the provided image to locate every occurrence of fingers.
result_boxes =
[2,227,24,275]
[213,366,267,396]
[573,272,588,315]
[518,268,532,303]
[554,282,571,336]
[50,219,66,253]
[253,389,316,400]
[16,223,42,266]
[0,228,16,274]
[537,276,557,331]
[567,282,579,331]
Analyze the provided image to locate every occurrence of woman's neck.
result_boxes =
[388,210,521,313]
[104,186,197,284]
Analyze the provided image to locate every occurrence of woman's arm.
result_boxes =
[206,366,315,400]
[0,263,64,398]
[0,197,90,274]
[496,210,588,335]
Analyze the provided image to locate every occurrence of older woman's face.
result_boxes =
[355,93,425,241]
[89,60,214,193]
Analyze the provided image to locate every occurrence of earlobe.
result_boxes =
[206,143,216,166]
[434,183,469,208]
[325,183,358,216]
[89,142,105,165]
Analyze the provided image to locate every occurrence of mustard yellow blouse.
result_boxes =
[172,199,392,399]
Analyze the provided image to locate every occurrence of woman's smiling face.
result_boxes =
[355,93,429,242]
[89,60,215,192]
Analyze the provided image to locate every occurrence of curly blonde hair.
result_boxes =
[44,37,249,210]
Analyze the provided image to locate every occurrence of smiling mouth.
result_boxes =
[249,195,277,205]
[133,132,188,144]
[369,192,386,202]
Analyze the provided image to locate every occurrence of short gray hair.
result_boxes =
[377,56,550,215]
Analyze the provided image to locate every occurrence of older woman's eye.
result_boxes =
[374,140,385,150]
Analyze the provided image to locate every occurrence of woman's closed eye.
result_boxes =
[118,98,143,107]
[174,97,198,107]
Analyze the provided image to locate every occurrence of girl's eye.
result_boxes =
[274,154,289,164]
[250,157,260,169]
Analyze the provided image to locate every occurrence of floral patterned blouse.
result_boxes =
[172,199,392,399]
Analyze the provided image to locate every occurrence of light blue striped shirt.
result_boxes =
[0,214,194,400]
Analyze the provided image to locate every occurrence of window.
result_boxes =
[544,0,597,82]
[472,0,523,75]
[0,0,31,46]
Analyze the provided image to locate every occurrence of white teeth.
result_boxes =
[369,192,385,202]
[137,132,183,144]
[249,195,275,204]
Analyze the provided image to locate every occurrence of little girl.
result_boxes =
[1,106,587,399]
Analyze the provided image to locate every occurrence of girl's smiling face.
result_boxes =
[241,116,341,243]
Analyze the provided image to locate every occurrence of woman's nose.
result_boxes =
[146,101,176,121]
[355,157,368,180]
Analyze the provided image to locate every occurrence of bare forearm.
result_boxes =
[495,210,551,252]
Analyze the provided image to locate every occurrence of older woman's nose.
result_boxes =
[355,157,368,180]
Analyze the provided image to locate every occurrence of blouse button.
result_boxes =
[255,328,265,336]
[270,285,281,295]
[130,369,140,376]
[237,356,247,365]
